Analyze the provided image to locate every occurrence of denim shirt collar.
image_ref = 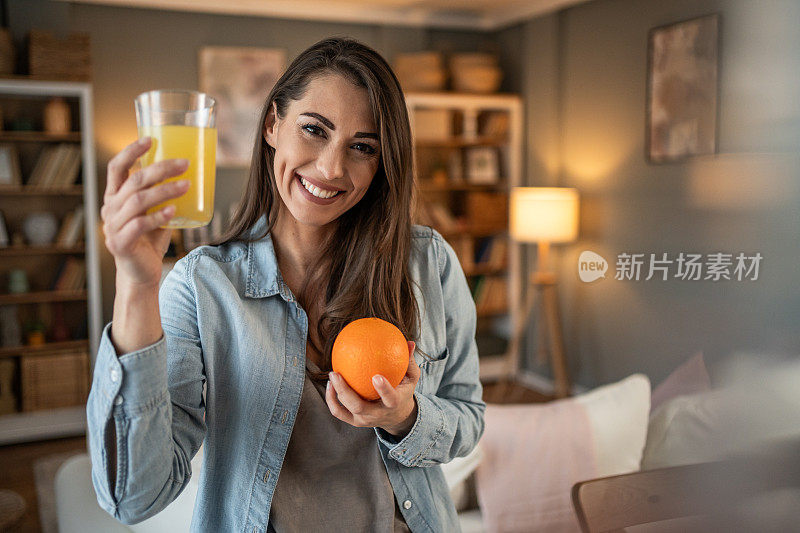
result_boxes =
[244,215,296,303]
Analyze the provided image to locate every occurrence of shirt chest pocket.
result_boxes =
[417,346,449,395]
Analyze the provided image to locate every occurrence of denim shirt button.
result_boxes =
[281,410,288,424]
[403,499,412,510]
[109,368,120,383]
[292,356,298,367]
[114,395,123,406]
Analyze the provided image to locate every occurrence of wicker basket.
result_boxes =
[393,51,446,92]
[21,350,89,412]
[28,30,92,81]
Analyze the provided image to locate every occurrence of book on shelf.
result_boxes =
[424,201,460,233]
[471,275,487,302]
[472,275,508,314]
[480,111,510,138]
[27,144,82,189]
[52,145,82,187]
[27,145,56,187]
[474,236,508,269]
[474,237,494,264]
[452,236,474,272]
[487,238,508,268]
[51,257,86,291]
[55,206,84,246]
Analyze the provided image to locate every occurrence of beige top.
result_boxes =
[269,360,410,533]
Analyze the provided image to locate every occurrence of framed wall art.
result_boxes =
[465,146,500,184]
[646,14,719,163]
[199,46,287,167]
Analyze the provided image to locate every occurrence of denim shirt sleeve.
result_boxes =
[86,257,206,525]
[375,233,486,467]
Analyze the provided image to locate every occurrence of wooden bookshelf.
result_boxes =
[0,79,100,444]
[437,227,508,239]
[0,290,87,305]
[0,339,89,358]
[0,245,84,256]
[418,180,508,193]
[0,131,82,142]
[406,92,523,381]
[415,135,508,149]
[464,265,507,277]
[0,185,83,196]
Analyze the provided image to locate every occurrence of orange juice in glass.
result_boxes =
[135,90,217,228]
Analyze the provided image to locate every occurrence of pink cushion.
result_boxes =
[476,374,650,533]
[650,352,711,413]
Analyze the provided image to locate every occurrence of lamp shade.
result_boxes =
[510,187,579,243]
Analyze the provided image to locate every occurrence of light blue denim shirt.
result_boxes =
[86,217,485,532]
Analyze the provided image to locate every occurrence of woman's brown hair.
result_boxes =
[215,37,426,373]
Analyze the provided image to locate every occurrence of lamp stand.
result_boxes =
[508,241,571,399]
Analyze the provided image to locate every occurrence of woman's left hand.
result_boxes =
[326,341,420,437]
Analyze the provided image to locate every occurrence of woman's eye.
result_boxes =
[353,143,377,155]
[302,124,324,136]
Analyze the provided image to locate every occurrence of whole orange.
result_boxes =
[332,317,409,401]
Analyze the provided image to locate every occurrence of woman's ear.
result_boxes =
[263,101,279,148]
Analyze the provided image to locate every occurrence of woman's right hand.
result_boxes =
[101,137,191,288]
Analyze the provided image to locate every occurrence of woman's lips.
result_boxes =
[295,173,343,204]
[297,173,345,192]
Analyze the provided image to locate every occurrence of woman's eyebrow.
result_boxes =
[300,111,379,140]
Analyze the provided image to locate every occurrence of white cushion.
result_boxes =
[441,444,483,511]
[575,374,652,476]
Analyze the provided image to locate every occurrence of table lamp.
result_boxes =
[508,187,579,398]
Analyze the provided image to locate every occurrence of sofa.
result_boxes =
[57,352,799,532]
[55,444,487,532]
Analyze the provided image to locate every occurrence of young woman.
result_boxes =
[88,37,484,532]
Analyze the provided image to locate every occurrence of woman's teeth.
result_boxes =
[299,176,340,199]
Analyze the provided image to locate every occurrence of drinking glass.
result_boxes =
[134,89,217,228]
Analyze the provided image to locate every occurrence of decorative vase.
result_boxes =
[26,330,45,346]
[22,212,58,245]
[7,269,28,294]
[43,97,71,134]
[26,319,46,346]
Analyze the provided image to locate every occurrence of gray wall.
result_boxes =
[10,0,799,389]
[500,0,800,387]
[8,0,488,322]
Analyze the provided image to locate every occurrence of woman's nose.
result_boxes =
[316,144,345,181]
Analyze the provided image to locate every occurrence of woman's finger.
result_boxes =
[105,137,152,196]
[116,158,189,200]
[107,178,190,234]
[106,206,175,256]
[372,374,399,408]
[329,372,370,415]
[406,341,420,383]
[325,379,354,424]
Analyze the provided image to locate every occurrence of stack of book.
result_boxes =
[51,257,86,291]
[54,207,84,246]
[472,275,508,314]
[473,236,508,269]
[26,143,82,189]
[414,200,463,233]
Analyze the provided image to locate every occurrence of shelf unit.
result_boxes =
[405,92,523,381]
[0,79,101,445]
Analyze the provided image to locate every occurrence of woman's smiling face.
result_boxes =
[264,72,381,229]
